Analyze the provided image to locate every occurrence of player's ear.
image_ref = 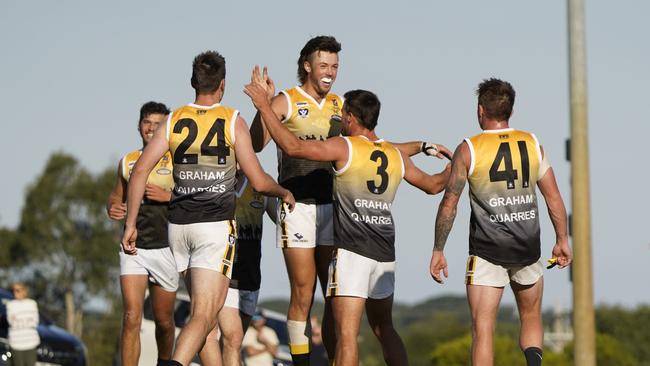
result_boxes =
[303,60,312,73]
[219,79,226,94]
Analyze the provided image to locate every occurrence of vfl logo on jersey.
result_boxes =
[332,98,340,114]
[298,108,309,118]
[197,109,207,115]
[295,102,308,107]
[156,168,172,175]
[499,134,509,139]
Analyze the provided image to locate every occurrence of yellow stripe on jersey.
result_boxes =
[220,219,237,276]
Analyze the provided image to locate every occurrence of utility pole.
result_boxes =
[567,0,596,364]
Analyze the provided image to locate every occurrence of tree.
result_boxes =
[11,152,120,335]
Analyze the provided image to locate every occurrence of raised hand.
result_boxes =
[245,66,275,110]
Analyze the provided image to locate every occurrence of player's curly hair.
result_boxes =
[343,90,381,130]
[297,36,341,84]
[191,51,226,94]
[139,101,170,123]
[476,78,516,121]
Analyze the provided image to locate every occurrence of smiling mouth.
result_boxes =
[145,133,154,139]
[321,77,332,85]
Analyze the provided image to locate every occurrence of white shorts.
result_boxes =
[465,255,543,287]
[168,220,237,278]
[326,248,395,299]
[224,288,260,316]
[276,202,333,248]
[119,247,179,292]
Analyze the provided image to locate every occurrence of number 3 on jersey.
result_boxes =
[489,141,530,189]
[367,150,389,194]
[173,118,230,165]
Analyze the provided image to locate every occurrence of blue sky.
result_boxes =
[1,1,648,308]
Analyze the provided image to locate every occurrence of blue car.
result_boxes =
[0,288,87,366]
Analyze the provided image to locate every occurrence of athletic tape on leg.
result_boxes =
[287,320,310,354]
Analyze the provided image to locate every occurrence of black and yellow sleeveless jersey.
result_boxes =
[277,86,343,204]
[121,150,173,249]
[230,178,266,291]
[333,136,404,262]
[465,128,542,266]
[166,103,238,224]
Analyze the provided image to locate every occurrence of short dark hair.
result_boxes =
[476,78,516,121]
[191,51,226,94]
[139,101,170,122]
[343,90,381,130]
[297,36,341,84]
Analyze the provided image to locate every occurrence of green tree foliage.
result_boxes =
[596,305,650,363]
[8,152,120,334]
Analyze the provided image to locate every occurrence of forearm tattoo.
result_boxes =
[434,156,467,250]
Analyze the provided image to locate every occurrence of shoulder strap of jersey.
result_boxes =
[334,136,353,176]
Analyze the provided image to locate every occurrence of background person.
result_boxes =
[6,283,40,366]
[242,312,279,366]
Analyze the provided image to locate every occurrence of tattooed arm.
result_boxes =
[430,142,470,283]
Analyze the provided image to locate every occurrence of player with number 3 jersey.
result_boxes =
[245,71,449,366]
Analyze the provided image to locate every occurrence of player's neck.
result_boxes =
[358,130,379,141]
[481,119,510,131]
[300,82,327,102]
[194,92,222,107]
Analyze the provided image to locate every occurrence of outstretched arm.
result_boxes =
[392,141,453,159]
[250,93,288,152]
[537,154,572,268]
[430,142,469,283]
[234,116,295,211]
[402,151,451,195]
[121,124,169,254]
[244,66,347,164]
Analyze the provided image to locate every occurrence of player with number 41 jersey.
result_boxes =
[465,129,542,266]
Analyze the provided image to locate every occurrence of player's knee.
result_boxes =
[122,310,143,330]
[472,318,496,336]
[222,329,244,349]
[155,317,175,334]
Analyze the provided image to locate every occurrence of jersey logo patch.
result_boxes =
[298,108,309,118]
[156,168,172,175]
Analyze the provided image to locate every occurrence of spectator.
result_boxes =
[242,312,279,366]
[6,283,40,366]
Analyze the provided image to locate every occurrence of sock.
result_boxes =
[166,360,183,366]
[524,347,543,366]
[287,320,311,365]
[156,359,173,366]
